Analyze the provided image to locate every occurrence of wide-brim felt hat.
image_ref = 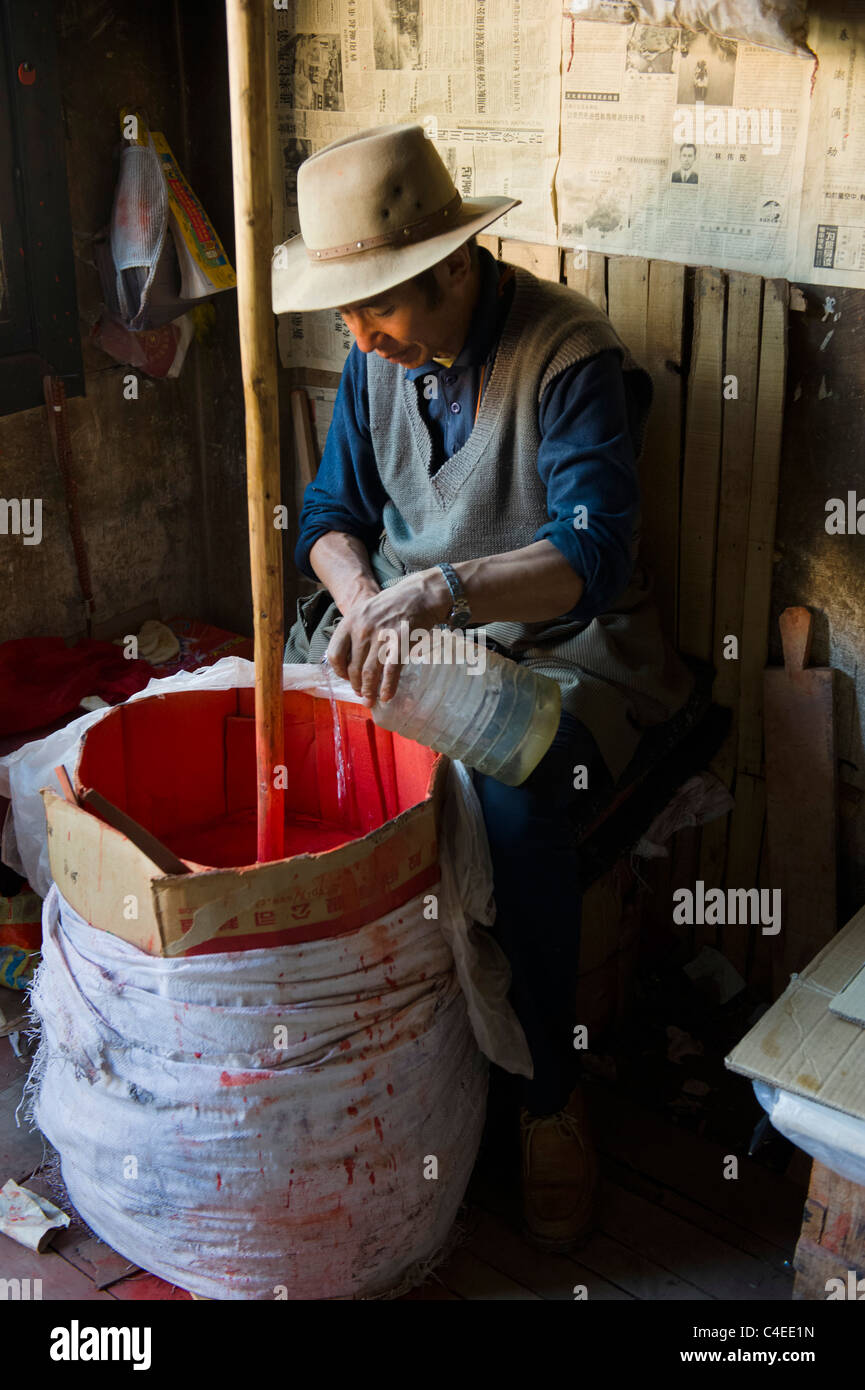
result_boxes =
[272,122,519,314]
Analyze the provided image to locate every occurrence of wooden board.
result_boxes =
[0,1078,47,1182]
[697,272,763,902]
[0,1231,115,1301]
[463,1205,632,1301]
[606,257,649,360]
[711,272,763,729]
[499,239,560,282]
[639,260,685,638]
[565,248,607,311]
[596,1177,792,1300]
[678,267,725,658]
[290,387,318,490]
[723,769,767,975]
[793,1159,865,1299]
[475,233,500,260]
[737,278,788,779]
[764,606,836,991]
[434,1244,542,1300]
[590,1082,804,1255]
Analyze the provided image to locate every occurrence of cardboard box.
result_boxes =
[43,686,447,957]
[725,904,865,1122]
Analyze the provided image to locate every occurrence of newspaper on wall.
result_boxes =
[271,3,865,377]
[271,0,561,370]
[793,11,865,287]
[556,19,812,278]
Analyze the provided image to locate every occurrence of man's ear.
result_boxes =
[441,242,473,288]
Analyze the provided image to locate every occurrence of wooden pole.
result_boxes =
[225,0,284,861]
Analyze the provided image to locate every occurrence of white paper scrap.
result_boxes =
[0,1178,71,1253]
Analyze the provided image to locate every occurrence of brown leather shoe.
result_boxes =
[520,1085,599,1250]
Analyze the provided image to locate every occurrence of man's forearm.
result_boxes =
[308,532,380,614]
[311,531,583,626]
[451,540,584,625]
[317,534,585,703]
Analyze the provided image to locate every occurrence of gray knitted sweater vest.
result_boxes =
[362,267,693,779]
[285,266,694,780]
[367,269,650,579]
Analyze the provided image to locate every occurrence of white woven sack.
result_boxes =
[31,884,488,1299]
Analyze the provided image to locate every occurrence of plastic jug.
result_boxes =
[371,640,561,786]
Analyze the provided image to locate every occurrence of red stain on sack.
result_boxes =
[339,1039,351,1052]
[219,1070,265,1086]
[374,1116,383,1142]
[368,1171,376,1185]
[386,1083,394,1095]
[347,1105,358,1116]
[216,1173,222,1190]
[343,1158,355,1185]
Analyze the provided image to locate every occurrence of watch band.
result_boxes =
[437,562,472,630]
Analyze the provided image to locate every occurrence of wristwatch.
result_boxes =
[437,562,472,631]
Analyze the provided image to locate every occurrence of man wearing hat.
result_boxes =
[274,123,693,1250]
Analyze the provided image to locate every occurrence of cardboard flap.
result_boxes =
[725,904,865,1122]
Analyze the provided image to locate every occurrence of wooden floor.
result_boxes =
[0,1030,804,1301]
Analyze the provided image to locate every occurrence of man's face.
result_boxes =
[338,263,461,369]
[680,145,696,171]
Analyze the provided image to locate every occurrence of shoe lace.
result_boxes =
[520,1108,588,1177]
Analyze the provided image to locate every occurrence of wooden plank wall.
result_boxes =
[479,235,787,986]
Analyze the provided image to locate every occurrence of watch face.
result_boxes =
[450,605,471,631]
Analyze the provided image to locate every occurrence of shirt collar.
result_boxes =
[405,248,504,380]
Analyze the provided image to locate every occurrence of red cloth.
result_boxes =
[0,638,156,736]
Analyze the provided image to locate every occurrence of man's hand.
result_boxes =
[309,529,587,707]
[327,567,451,707]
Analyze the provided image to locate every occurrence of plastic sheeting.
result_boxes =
[31,884,487,1298]
[754,1080,865,1189]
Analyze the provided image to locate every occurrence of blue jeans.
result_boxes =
[472,712,614,1117]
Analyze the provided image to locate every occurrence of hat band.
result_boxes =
[307,192,463,262]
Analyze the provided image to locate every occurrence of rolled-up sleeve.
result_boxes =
[294,345,387,579]
[533,348,644,622]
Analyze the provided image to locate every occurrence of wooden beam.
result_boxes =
[475,233,500,260]
[737,278,789,780]
[226,0,285,862]
[764,607,837,994]
[678,267,725,659]
[606,256,649,360]
[500,239,561,282]
[565,249,607,311]
[640,259,685,638]
[723,769,766,975]
[290,388,318,490]
[697,272,762,897]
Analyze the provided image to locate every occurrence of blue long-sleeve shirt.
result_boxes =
[295,248,645,622]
